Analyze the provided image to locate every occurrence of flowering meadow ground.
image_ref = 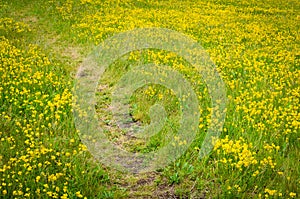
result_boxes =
[0,0,299,198]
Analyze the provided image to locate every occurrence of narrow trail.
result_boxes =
[43,36,180,198]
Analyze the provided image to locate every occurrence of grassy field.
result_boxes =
[0,0,299,198]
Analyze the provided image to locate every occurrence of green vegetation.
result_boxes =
[0,0,299,198]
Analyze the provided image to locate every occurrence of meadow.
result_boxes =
[0,0,299,198]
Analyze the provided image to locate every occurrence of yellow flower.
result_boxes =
[264,188,277,196]
[61,193,69,199]
[76,191,84,198]
[36,176,41,182]
[65,152,71,157]
[252,170,259,177]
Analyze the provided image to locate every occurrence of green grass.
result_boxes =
[0,0,299,198]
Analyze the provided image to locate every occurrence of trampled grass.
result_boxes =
[0,0,299,198]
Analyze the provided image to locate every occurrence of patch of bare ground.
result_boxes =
[21,15,38,23]
[116,172,179,199]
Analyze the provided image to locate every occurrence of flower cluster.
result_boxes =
[0,31,87,198]
[0,18,31,34]
[214,136,258,170]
